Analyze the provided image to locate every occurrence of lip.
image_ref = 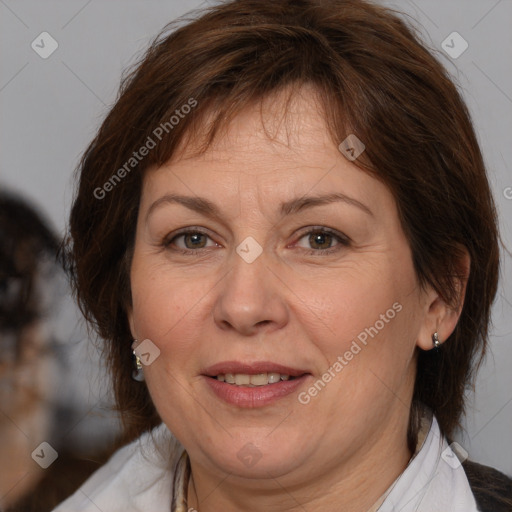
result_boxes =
[203,374,310,408]
[202,360,309,377]
[201,360,311,408]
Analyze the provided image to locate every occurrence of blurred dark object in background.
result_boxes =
[0,190,116,511]
[0,191,59,333]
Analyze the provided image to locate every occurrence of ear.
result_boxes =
[127,308,137,340]
[416,248,471,351]
[123,248,137,340]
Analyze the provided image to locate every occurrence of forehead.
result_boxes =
[140,86,394,219]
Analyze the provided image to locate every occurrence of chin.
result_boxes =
[197,431,309,479]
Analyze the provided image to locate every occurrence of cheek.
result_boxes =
[130,276,204,410]
[290,253,420,388]
[295,277,418,423]
[130,263,214,369]
[292,266,400,347]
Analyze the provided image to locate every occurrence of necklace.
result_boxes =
[169,410,431,512]
[171,450,192,512]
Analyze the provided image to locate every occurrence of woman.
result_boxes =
[55,0,512,510]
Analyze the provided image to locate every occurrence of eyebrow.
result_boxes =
[146,192,373,221]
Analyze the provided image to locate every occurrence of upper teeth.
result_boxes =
[217,373,291,386]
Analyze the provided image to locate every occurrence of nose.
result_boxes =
[212,247,289,336]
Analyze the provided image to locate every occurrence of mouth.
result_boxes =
[201,361,311,407]
[202,361,309,382]
[213,372,296,386]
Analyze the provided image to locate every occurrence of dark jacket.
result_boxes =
[463,460,512,512]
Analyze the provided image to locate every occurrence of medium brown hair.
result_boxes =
[65,0,500,447]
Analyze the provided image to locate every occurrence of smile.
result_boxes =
[215,373,293,386]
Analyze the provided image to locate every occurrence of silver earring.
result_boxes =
[132,340,145,381]
[432,332,442,350]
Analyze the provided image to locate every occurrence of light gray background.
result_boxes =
[1,0,511,475]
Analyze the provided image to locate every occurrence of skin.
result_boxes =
[128,85,468,512]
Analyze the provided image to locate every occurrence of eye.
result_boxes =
[294,228,349,254]
[165,229,219,252]
[163,227,348,256]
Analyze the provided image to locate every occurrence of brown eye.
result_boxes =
[295,228,349,254]
[308,231,334,250]
[165,229,218,252]
[182,232,208,249]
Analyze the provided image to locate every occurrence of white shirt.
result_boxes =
[52,413,478,512]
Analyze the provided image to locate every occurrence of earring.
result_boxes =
[432,332,442,350]
[132,340,145,382]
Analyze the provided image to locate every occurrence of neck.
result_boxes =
[186,409,413,512]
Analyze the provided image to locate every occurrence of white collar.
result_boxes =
[52,413,478,512]
[375,413,478,512]
[52,423,178,511]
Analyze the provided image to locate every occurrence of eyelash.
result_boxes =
[163,227,350,256]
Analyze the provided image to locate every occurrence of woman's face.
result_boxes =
[129,87,443,485]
